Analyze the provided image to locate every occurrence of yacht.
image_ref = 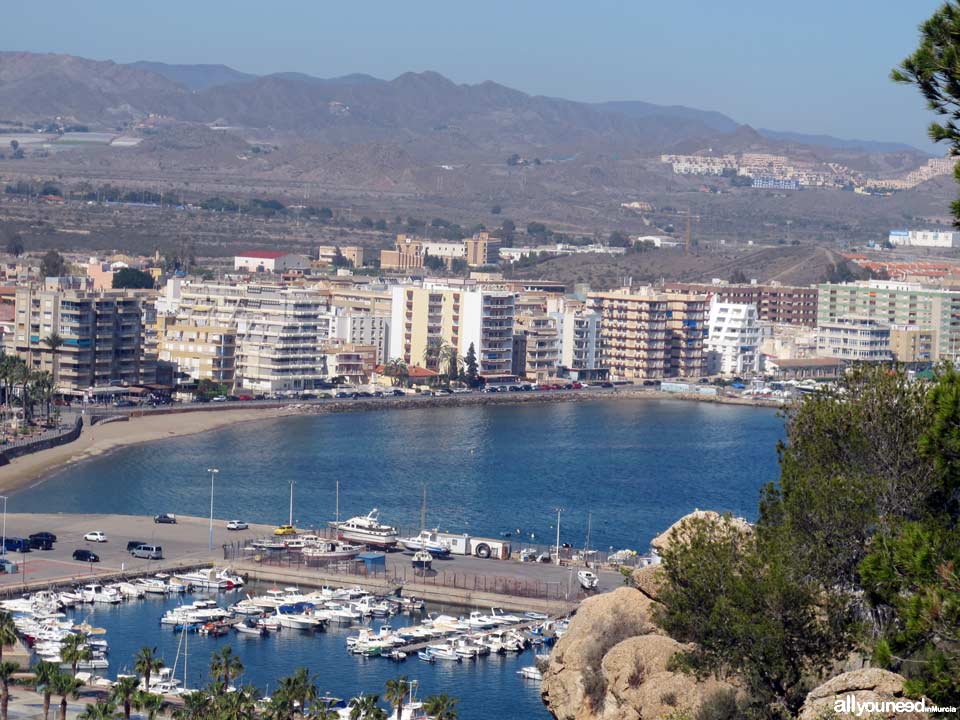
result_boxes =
[399,529,451,555]
[174,568,233,590]
[274,608,324,631]
[334,509,399,548]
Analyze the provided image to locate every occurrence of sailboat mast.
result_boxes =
[184,621,188,691]
[585,511,592,555]
[420,485,427,533]
[336,480,340,525]
[289,481,294,527]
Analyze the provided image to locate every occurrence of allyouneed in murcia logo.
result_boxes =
[834,694,958,716]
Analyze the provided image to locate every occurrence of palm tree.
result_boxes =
[51,672,83,720]
[110,675,139,720]
[41,333,63,388]
[383,358,408,387]
[209,646,243,687]
[30,372,54,425]
[421,338,445,371]
[32,660,59,720]
[133,647,163,693]
[422,694,459,720]
[436,345,462,384]
[0,661,17,720]
[306,706,339,720]
[348,694,385,720]
[216,684,259,720]
[12,360,32,424]
[0,613,16,664]
[132,692,163,720]
[172,690,211,720]
[78,699,117,720]
[59,634,91,679]
[383,677,410,720]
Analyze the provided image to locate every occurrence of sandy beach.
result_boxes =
[0,406,294,494]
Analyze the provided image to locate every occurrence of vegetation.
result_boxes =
[654,366,960,717]
[112,267,155,289]
[463,343,479,387]
[894,1,960,224]
[39,250,67,278]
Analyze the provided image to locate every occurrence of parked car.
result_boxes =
[153,513,177,524]
[390,389,405,396]
[73,549,99,562]
[237,394,254,401]
[571,382,583,390]
[113,400,136,408]
[211,395,227,402]
[28,537,53,551]
[131,544,163,560]
[273,524,297,536]
[83,531,108,543]
[28,532,57,543]
[642,380,657,386]
[600,382,614,388]
[226,520,248,531]
[335,391,351,399]
[127,540,147,552]
[299,393,318,400]
[3,538,30,553]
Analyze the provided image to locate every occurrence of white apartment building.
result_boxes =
[549,303,602,375]
[177,283,325,392]
[704,301,766,375]
[888,229,959,248]
[816,317,892,362]
[328,310,390,365]
[388,284,516,376]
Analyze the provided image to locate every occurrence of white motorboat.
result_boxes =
[302,541,362,563]
[489,607,523,624]
[174,568,233,590]
[577,569,599,590]
[400,529,451,556]
[274,608,324,631]
[323,602,361,624]
[518,666,543,681]
[411,550,433,571]
[234,621,266,636]
[334,509,399,548]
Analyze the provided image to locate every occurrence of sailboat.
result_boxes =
[399,486,451,556]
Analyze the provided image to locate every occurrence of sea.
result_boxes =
[14,398,785,719]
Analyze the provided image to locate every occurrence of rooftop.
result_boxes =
[236,251,289,260]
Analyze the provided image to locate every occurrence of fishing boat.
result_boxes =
[400,486,451,555]
[302,540,362,563]
[333,509,399,548]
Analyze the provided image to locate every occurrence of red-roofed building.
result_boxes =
[234,251,311,274]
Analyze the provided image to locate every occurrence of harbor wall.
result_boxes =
[236,562,577,615]
[0,417,83,466]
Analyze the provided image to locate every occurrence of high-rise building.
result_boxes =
[512,313,560,381]
[10,287,148,391]
[464,232,500,267]
[664,281,818,326]
[388,284,516,376]
[588,287,707,379]
[157,319,236,386]
[548,301,603,379]
[816,317,892,362]
[817,280,960,360]
[704,301,766,375]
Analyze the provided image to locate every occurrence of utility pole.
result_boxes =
[554,507,563,566]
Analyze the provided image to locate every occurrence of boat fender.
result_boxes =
[475,543,491,559]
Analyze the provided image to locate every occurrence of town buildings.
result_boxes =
[234,251,312,274]
[317,245,365,268]
[8,286,149,391]
[887,229,960,248]
[816,317,893,362]
[664,281,818,326]
[704,301,766,375]
[588,287,707,379]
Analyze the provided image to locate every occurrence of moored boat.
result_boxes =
[333,509,399,548]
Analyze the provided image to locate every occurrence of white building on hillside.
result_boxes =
[234,251,312,273]
[705,300,766,375]
[888,229,960,248]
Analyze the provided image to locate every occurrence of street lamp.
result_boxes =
[0,495,7,559]
[554,507,563,566]
[207,468,219,551]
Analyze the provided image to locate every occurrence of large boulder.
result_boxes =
[630,564,665,602]
[542,587,735,720]
[799,669,929,720]
[650,509,751,553]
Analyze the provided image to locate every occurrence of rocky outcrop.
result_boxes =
[650,509,752,552]
[630,564,664,602]
[541,587,735,720]
[799,669,929,719]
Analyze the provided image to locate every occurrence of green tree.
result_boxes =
[133,647,163,693]
[209,645,243,686]
[39,250,67,278]
[3,234,23,258]
[347,694,385,720]
[112,268,155,289]
[422,337,444,371]
[331,247,350,269]
[132,692,163,720]
[78,699,117,720]
[422,694,459,720]
[41,334,63,390]
[464,342,479,387]
[383,358,408,387]
[110,676,139,720]
[893,2,960,223]
[0,661,17,720]
[32,661,59,720]
[729,269,748,284]
[0,613,16,665]
[173,691,211,720]
[52,672,83,720]
[59,633,91,679]
[383,677,410,720]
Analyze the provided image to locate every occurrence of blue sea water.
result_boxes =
[14,398,784,551]
[57,589,550,720]
[14,398,785,719]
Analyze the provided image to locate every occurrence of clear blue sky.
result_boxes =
[0,0,946,149]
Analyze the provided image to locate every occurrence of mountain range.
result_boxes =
[0,52,925,158]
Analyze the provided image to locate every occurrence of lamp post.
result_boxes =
[207,468,219,551]
[554,507,563,566]
[0,495,7,559]
[288,481,295,527]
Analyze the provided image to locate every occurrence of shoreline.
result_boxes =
[0,387,782,495]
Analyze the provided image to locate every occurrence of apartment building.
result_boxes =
[704,301,766,375]
[317,245,365,267]
[10,287,147,391]
[588,287,707,379]
[889,325,936,364]
[512,313,560,381]
[816,317,892,362]
[888,229,960,248]
[326,310,390,365]
[817,280,960,360]
[157,319,236,386]
[664,282,818,326]
[176,283,325,392]
[388,284,516,376]
[547,300,603,378]
[234,251,311,274]
[465,232,500,266]
[380,235,426,271]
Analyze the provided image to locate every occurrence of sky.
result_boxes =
[0,0,947,150]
